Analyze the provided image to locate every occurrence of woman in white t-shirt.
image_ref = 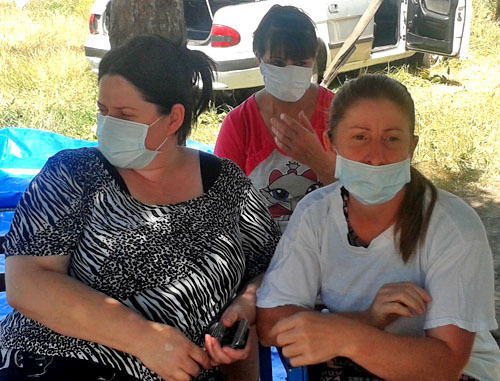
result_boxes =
[256,74,500,380]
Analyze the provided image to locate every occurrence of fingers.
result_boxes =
[189,341,211,370]
[269,314,297,340]
[204,334,235,365]
[220,309,238,327]
[180,357,203,378]
[408,282,432,303]
[298,110,315,132]
[378,282,432,315]
[165,357,201,381]
[270,118,295,153]
[382,302,415,319]
[221,345,250,361]
[270,113,313,143]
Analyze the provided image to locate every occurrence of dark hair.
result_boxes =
[253,5,318,61]
[98,35,214,145]
[328,74,437,263]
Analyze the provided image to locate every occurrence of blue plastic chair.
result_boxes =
[259,345,308,381]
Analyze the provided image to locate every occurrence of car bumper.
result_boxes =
[213,61,263,90]
[84,43,263,90]
[84,46,107,73]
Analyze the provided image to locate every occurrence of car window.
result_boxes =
[424,0,451,15]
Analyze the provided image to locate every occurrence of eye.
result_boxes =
[306,184,321,194]
[384,134,403,143]
[271,188,290,201]
[353,134,365,141]
[270,59,286,67]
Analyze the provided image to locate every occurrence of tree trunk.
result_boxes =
[496,0,500,21]
[109,0,186,49]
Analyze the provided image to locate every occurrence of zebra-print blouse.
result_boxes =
[1,148,280,381]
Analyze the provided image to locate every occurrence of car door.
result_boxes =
[405,0,470,56]
[323,0,375,63]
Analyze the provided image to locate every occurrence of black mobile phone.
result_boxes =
[209,319,249,350]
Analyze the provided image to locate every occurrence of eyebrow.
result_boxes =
[96,101,138,111]
[349,126,405,133]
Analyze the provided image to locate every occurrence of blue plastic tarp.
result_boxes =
[0,127,214,211]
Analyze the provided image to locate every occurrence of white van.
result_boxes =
[84,0,472,91]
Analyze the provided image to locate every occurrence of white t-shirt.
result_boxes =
[257,182,500,380]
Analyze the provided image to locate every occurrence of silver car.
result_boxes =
[84,0,472,91]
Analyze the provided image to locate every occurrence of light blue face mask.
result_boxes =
[96,114,167,169]
[334,154,411,205]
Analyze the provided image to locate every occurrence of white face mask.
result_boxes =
[96,114,168,169]
[259,62,313,102]
[334,153,411,206]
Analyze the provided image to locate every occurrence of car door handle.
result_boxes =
[328,3,339,13]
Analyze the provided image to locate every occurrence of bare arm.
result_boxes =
[256,305,309,347]
[6,255,210,381]
[273,311,474,381]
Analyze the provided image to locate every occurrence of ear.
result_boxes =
[255,54,262,65]
[166,104,185,136]
[322,130,335,153]
[410,134,419,158]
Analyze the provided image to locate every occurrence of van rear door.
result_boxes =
[405,0,470,56]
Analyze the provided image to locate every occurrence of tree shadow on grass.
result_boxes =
[416,163,500,343]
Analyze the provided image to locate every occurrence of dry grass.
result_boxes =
[0,0,97,140]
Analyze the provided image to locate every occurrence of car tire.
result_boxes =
[408,52,443,68]
[421,53,443,68]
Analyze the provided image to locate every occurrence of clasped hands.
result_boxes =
[270,282,432,367]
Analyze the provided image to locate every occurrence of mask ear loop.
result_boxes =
[149,116,171,152]
[155,135,170,152]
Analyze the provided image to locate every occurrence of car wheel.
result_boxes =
[408,52,444,68]
[421,53,443,68]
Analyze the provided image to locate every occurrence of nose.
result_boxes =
[364,141,386,166]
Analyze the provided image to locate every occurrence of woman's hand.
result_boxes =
[135,323,211,381]
[365,282,432,329]
[204,331,251,366]
[270,311,353,367]
[221,292,257,327]
[204,294,255,366]
[270,111,336,184]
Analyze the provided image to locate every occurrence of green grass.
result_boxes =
[1,0,499,193]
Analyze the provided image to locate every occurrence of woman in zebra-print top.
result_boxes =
[0,36,280,381]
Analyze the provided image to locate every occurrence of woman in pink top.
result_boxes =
[215,5,336,233]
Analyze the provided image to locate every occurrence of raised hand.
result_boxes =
[270,111,325,165]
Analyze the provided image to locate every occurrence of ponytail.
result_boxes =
[179,48,215,144]
[395,167,437,262]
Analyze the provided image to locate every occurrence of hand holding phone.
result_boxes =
[209,319,249,350]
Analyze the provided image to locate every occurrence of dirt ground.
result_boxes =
[458,180,500,343]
